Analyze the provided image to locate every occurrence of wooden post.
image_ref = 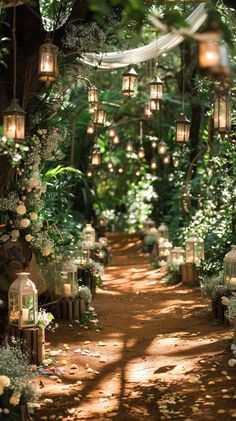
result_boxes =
[67,298,73,321]
[73,299,80,320]
[79,299,86,318]
[181,263,199,286]
[234,318,236,345]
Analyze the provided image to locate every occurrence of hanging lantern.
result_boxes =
[150,98,160,112]
[9,272,38,328]
[173,156,180,167]
[163,155,170,166]
[108,124,116,138]
[87,122,94,135]
[126,141,134,152]
[151,137,157,148]
[113,134,120,145]
[138,146,145,159]
[82,223,96,248]
[118,167,123,174]
[144,102,153,119]
[87,166,93,177]
[198,32,230,79]
[223,245,236,285]
[157,222,169,244]
[38,42,58,82]
[136,170,140,176]
[3,99,26,141]
[149,75,163,111]
[93,104,106,126]
[150,158,158,170]
[170,247,185,266]
[91,144,101,166]
[175,112,191,143]
[185,234,204,264]
[88,85,98,106]
[214,88,231,134]
[158,141,168,156]
[107,160,113,170]
[109,167,114,173]
[122,67,138,97]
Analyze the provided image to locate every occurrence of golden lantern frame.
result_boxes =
[214,88,231,134]
[91,144,101,166]
[38,42,58,83]
[175,112,191,144]
[122,67,138,97]
[93,104,106,126]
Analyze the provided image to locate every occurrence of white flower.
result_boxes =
[0,234,10,242]
[228,358,236,367]
[30,212,38,221]
[11,229,20,240]
[20,218,30,228]
[221,296,230,306]
[16,204,26,215]
[9,392,21,406]
[0,375,10,388]
[25,234,33,242]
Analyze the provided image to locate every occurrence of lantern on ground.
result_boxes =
[122,67,138,97]
[149,75,163,110]
[93,104,106,126]
[159,240,173,261]
[150,158,158,170]
[3,99,26,141]
[138,146,145,159]
[9,272,38,328]
[87,122,94,135]
[198,32,230,79]
[163,155,170,166]
[126,141,134,152]
[158,140,167,156]
[214,88,231,134]
[175,112,191,144]
[88,85,98,107]
[113,134,120,145]
[61,261,77,297]
[185,234,204,264]
[144,102,153,119]
[170,247,185,266]
[223,245,236,285]
[91,144,101,166]
[82,223,96,248]
[109,124,116,138]
[38,42,58,82]
[157,223,169,244]
[143,218,155,234]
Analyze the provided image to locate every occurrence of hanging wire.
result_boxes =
[140,120,143,146]
[182,0,186,111]
[12,2,17,99]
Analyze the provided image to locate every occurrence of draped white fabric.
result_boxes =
[80,3,206,69]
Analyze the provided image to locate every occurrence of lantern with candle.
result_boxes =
[157,222,169,244]
[185,234,204,264]
[9,272,38,328]
[223,246,236,285]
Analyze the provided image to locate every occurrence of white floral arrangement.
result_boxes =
[36,309,54,329]
[221,294,236,324]
[76,286,92,303]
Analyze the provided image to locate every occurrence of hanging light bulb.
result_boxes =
[214,87,231,135]
[198,32,230,79]
[108,124,116,138]
[109,167,114,173]
[91,144,101,166]
[158,140,168,156]
[122,67,138,97]
[149,74,163,111]
[93,104,106,126]
[163,155,170,166]
[118,167,123,174]
[138,146,145,159]
[3,99,25,141]
[38,42,58,82]
[136,170,140,176]
[144,102,153,119]
[87,122,94,135]
[150,158,158,170]
[151,137,157,148]
[126,141,134,152]
[175,112,191,143]
[107,160,113,170]
[113,134,120,145]
[87,166,93,177]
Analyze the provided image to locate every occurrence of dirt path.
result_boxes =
[34,233,236,420]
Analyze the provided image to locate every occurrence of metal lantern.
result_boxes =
[150,158,157,170]
[149,75,163,110]
[3,99,25,141]
[138,146,145,159]
[122,67,138,97]
[163,155,170,166]
[170,247,185,266]
[144,102,153,119]
[158,140,167,156]
[159,240,173,260]
[9,272,38,328]
[109,124,116,138]
[87,122,94,135]
[61,261,77,297]
[38,42,58,82]
[93,104,106,126]
[150,98,160,112]
[214,89,231,134]
[223,245,236,285]
[185,234,204,264]
[113,134,120,145]
[126,141,134,152]
[175,112,191,143]
[198,32,230,79]
[88,85,98,106]
[82,223,96,248]
[91,144,101,166]
[157,222,169,244]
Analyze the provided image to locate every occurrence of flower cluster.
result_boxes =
[221,294,236,324]
[75,286,92,302]
[36,309,54,329]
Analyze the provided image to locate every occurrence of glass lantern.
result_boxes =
[223,245,236,285]
[88,85,98,106]
[151,137,157,148]
[150,158,158,170]
[82,224,96,248]
[185,234,204,264]
[170,247,185,266]
[163,155,170,166]
[87,122,94,135]
[92,144,101,166]
[158,141,168,156]
[74,247,89,267]
[60,260,77,297]
[143,218,155,234]
[150,75,163,101]
[122,67,138,97]
[126,141,134,152]
[138,146,145,159]
[198,32,230,79]
[175,112,191,143]
[9,272,38,328]
[113,134,120,145]
[3,99,25,141]
[214,89,231,134]
[157,223,169,244]
[93,104,106,126]
[150,98,160,112]
[38,42,58,82]
[158,240,173,262]
[144,102,153,119]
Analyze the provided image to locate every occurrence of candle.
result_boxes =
[63,283,71,296]
[22,308,29,321]
[230,278,236,285]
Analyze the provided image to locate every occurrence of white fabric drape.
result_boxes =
[81,3,206,69]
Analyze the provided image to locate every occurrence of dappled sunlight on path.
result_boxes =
[34,233,236,421]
